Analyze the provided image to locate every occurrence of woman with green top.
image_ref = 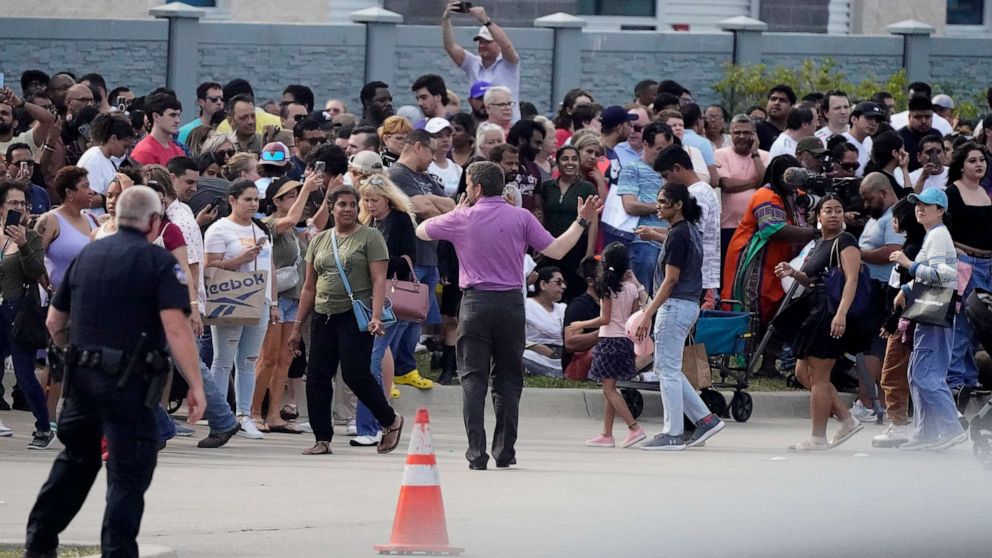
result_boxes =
[537,145,597,302]
[289,186,404,455]
[0,180,50,448]
[250,175,318,433]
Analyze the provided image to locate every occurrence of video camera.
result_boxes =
[784,167,863,215]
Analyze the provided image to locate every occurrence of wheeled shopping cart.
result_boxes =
[618,301,759,422]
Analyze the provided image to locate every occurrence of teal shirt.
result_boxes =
[177,119,204,146]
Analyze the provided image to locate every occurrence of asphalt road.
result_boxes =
[1,407,990,558]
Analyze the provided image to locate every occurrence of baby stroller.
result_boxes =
[963,289,992,467]
[618,301,758,422]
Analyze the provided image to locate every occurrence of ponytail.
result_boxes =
[595,242,629,298]
[90,113,134,145]
[661,182,701,224]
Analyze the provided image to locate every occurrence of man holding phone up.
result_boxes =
[442,0,521,123]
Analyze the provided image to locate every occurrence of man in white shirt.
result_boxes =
[889,82,953,135]
[908,134,949,193]
[843,102,884,176]
[442,0,520,123]
[768,107,815,159]
[0,88,56,159]
[815,90,850,145]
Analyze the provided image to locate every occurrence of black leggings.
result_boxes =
[305,311,397,442]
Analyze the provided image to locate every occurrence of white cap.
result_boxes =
[424,117,453,134]
[474,25,494,42]
[932,94,954,110]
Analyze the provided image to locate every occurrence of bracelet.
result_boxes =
[42,144,54,152]
[484,18,493,26]
[190,301,198,306]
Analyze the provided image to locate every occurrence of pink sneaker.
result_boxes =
[621,427,647,448]
[585,434,616,447]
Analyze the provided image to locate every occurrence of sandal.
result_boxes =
[268,422,304,434]
[378,415,405,454]
[254,419,269,433]
[280,405,299,422]
[302,441,332,455]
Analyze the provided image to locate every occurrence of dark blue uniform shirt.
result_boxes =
[52,226,190,352]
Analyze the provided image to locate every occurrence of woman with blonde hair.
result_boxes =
[475,122,505,160]
[378,116,413,168]
[349,174,417,445]
[222,153,261,183]
[571,130,608,200]
[202,134,236,167]
[186,125,216,159]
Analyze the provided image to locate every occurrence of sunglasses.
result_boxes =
[631,125,644,133]
[838,162,860,171]
[550,279,567,287]
[216,149,235,159]
[261,150,288,162]
[293,114,306,122]
[203,95,224,103]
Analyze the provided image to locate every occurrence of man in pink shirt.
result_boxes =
[714,114,769,268]
[417,161,600,470]
[130,93,185,166]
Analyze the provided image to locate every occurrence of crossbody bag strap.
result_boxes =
[330,232,355,300]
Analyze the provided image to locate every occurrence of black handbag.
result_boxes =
[902,282,956,328]
[12,283,48,350]
[824,238,873,318]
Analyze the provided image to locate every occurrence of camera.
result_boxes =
[785,167,862,214]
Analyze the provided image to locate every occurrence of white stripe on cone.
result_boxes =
[402,464,442,487]
[408,422,434,455]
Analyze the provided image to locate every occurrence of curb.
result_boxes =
[0,542,175,558]
[387,385,857,420]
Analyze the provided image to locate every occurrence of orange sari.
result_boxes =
[720,186,807,324]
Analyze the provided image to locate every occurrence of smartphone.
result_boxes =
[255,236,268,247]
[20,161,29,176]
[5,209,21,229]
[454,1,473,12]
[313,161,325,175]
[211,195,224,209]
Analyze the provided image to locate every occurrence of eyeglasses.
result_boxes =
[203,95,224,103]
[551,279,567,287]
[69,97,94,103]
[488,102,515,109]
[5,200,27,208]
[261,150,288,163]
[301,137,327,146]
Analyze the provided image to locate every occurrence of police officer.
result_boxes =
[24,186,205,558]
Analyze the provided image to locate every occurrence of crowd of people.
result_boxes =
[2,0,992,460]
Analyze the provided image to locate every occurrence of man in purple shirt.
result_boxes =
[417,161,601,470]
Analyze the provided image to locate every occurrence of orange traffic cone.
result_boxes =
[375,407,464,556]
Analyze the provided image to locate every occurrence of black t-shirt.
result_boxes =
[562,292,600,368]
[654,220,703,301]
[54,227,190,352]
[946,184,992,251]
[897,126,933,173]
[756,120,784,152]
[800,232,858,281]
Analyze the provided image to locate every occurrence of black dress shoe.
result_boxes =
[495,457,516,468]
[197,424,241,448]
[468,458,488,470]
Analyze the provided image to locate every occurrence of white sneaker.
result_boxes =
[0,419,12,437]
[849,401,876,422]
[296,421,313,433]
[872,423,912,448]
[346,418,357,436]
[236,417,265,439]
[929,431,969,451]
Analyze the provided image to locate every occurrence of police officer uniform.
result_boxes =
[25,226,190,558]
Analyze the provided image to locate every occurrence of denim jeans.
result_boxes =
[628,241,661,296]
[0,299,49,431]
[198,334,239,434]
[653,297,710,437]
[393,265,440,377]
[209,302,270,417]
[356,321,405,436]
[910,323,966,442]
[948,253,992,388]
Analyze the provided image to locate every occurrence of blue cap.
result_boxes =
[599,105,638,129]
[907,188,948,209]
[469,81,491,99]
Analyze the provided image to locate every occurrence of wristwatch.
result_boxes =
[577,217,590,229]
[484,18,493,27]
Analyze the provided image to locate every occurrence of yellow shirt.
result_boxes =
[215,108,282,135]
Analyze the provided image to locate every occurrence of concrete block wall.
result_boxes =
[761,33,904,82]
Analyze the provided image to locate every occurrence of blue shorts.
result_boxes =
[277,297,299,323]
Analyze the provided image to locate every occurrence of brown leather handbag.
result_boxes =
[389,256,430,323]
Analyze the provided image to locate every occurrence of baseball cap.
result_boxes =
[260,142,290,166]
[270,177,302,200]
[599,106,638,129]
[796,136,826,155]
[470,81,491,99]
[424,117,453,134]
[932,94,955,110]
[852,101,885,120]
[907,188,948,209]
[349,150,384,174]
[474,25,494,42]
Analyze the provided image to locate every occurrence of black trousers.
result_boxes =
[26,369,158,558]
[457,290,525,464]
[306,311,397,442]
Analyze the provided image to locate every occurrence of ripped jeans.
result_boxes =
[209,302,270,417]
